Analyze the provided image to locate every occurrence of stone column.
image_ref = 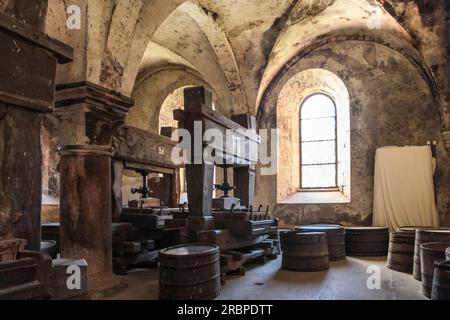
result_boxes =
[0,11,72,251]
[55,82,133,294]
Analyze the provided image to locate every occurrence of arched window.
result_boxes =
[300,93,338,189]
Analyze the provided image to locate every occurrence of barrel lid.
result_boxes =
[419,242,450,253]
[391,231,415,238]
[282,231,327,245]
[419,229,450,234]
[160,244,219,257]
[345,227,389,231]
[283,232,327,239]
[296,225,342,231]
[42,223,60,227]
[295,231,326,236]
[40,240,56,250]
[399,226,433,232]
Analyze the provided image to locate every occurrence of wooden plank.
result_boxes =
[113,241,142,254]
[197,229,269,251]
[120,213,169,231]
[124,161,175,175]
[113,126,181,170]
[0,11,73,63]
[233,166,256,207]
[111,223,135,244]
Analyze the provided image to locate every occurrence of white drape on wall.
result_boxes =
[373,146,439,231]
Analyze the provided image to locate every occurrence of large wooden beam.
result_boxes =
[0,11,72,251]
[0,10,72,300]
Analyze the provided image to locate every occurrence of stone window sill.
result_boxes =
[278,191,350,204]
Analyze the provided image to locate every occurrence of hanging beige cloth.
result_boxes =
[373,146,439,231]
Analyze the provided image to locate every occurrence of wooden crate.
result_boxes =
[0,239,27,262]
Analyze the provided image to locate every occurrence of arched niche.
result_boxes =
[277,69,350,203]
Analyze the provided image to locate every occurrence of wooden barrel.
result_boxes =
[159,244,220,300]
[278,229,294,251]
[387,231,416,273]
[431,260,450,300]
[420,242,450,298]
[295,225,345,261]
[281,232,329,272]
[41,223,60,253]
[398,226,433,233]
[40,240,58,259]
[413,229,450,281]
[345,227,389,257]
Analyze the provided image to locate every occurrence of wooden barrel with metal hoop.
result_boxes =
[295,224,345,261]
[159,244,221,300]
[40,240,58,259]
[387,231,416,273]
[398,226,433,234]
[420,242,450,298]
[413,229,450,281]
[281,232,329,272]
[431,260,450,300]
[345,227,389,257]
[278,229,294,251]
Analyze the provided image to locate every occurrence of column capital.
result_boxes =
[55,82,135,146]
[56,81,134,118]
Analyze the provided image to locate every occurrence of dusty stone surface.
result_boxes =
[128,68,213,133]
[256,40,450,228]
[41,114,61,197]
[102,256,426,300]
[159,86,186,130]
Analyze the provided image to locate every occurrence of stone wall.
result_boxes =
[255,40,450,228]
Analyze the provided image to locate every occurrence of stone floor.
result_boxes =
[101,256,426,300]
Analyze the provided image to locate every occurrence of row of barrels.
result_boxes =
[157,224,389,299]
[280,225,391,272]
[386,227,450,300]
[157,227,450,300]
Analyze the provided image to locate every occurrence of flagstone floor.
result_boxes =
[101,256,426,300]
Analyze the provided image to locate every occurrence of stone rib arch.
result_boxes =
[178,1,247,113]
[127,65,218,134]
[256,0,444,128]
[258,33,444,128]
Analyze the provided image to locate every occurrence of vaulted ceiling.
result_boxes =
[43,0,448,120]
[138,0,443,114]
